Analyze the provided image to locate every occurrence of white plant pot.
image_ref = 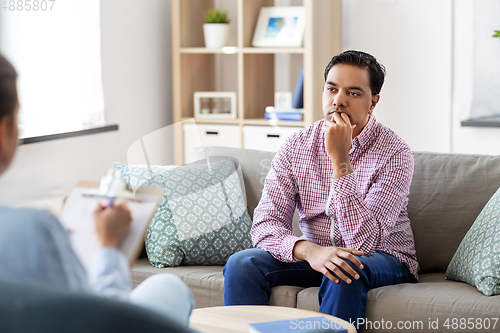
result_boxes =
[203,23,229,49]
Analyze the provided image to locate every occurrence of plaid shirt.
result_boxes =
[252,115,419,279]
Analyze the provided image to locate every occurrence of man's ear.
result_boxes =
[0,114,14,150]
[369,94,380,114]
[0,116,8,151]
[0,117,8,165]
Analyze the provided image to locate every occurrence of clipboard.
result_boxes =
[58,181,163,270]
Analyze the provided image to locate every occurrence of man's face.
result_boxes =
[322,64,380,138]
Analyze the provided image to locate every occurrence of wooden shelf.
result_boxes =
[171,0,342,165]
[180,47,239,54]
[181,117,306,127]
[242,47,305,54]
[179,47,305,54]
[243,119,305,127]
[180,117,240,125]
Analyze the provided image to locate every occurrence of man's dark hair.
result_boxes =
[0,53,18,120]
[324,50,386,96]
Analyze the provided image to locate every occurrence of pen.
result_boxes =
[105,197,115,209]
[103,172,117,209]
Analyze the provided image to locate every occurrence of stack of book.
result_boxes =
[265,107,304,121]
[265,67,304,121]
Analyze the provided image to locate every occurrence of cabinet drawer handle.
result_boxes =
[206,131,218,135]
[267,134,280,138]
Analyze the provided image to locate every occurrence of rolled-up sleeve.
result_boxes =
[251,139,304,262]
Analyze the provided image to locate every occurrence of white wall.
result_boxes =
[342,0,453,153]
[343,0,500,155]
[0,0,173,210]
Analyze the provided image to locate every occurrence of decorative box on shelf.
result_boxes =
[194,91,237,120]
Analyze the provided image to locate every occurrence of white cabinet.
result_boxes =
[183,123,241,164]
[243,126,302,152]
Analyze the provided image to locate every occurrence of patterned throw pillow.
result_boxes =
[446,187,500,296]
[114,157,252,267]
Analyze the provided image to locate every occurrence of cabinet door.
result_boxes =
[183,123,241,164]
[243,126,302,152]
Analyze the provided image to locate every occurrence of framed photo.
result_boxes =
[194,92,237,119]
[251,6,306,47]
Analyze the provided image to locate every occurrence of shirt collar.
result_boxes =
[352,114,377,150]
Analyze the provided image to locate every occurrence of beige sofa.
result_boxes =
[131,146,500,332]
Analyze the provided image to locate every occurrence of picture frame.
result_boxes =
[251,6,306,47]
[194,91,237,119]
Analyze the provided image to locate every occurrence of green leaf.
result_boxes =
[493,30,500,38]
[203,9,229,24]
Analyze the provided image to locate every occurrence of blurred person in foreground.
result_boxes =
[0,52,193,327]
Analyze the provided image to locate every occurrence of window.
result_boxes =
[461,0,500,127]
[0,0,106,138]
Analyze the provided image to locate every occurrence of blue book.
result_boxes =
[248,316,349,333]
[292,67,304,108]
[265,112,303,121]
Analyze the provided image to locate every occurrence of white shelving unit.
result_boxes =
[171,0,342,164]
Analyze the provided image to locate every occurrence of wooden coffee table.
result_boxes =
[189,305,357,333]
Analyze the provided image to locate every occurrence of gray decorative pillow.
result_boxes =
[114,157,252,267]
[445,187,500,296]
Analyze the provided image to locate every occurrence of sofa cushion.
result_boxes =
[191,146,276,220]
[409,153,500,274]
[131,259,304,309]
[296,273,500,332]
[446,186,500,296]
[363,273,500,333]
[115,157,252,267]
[131,258,225,309]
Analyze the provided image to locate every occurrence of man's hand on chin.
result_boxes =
[322,112,356,178]
[293,240,364,284]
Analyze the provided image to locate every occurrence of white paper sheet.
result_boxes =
[59,187,161,270]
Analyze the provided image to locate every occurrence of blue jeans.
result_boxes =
[223,248,413,330]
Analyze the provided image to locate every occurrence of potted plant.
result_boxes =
[494,30,500,38]
[203,9,230,49]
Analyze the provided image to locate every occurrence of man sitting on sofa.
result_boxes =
[224,50,419,330]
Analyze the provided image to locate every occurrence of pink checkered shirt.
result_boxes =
[252,115,419,279]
